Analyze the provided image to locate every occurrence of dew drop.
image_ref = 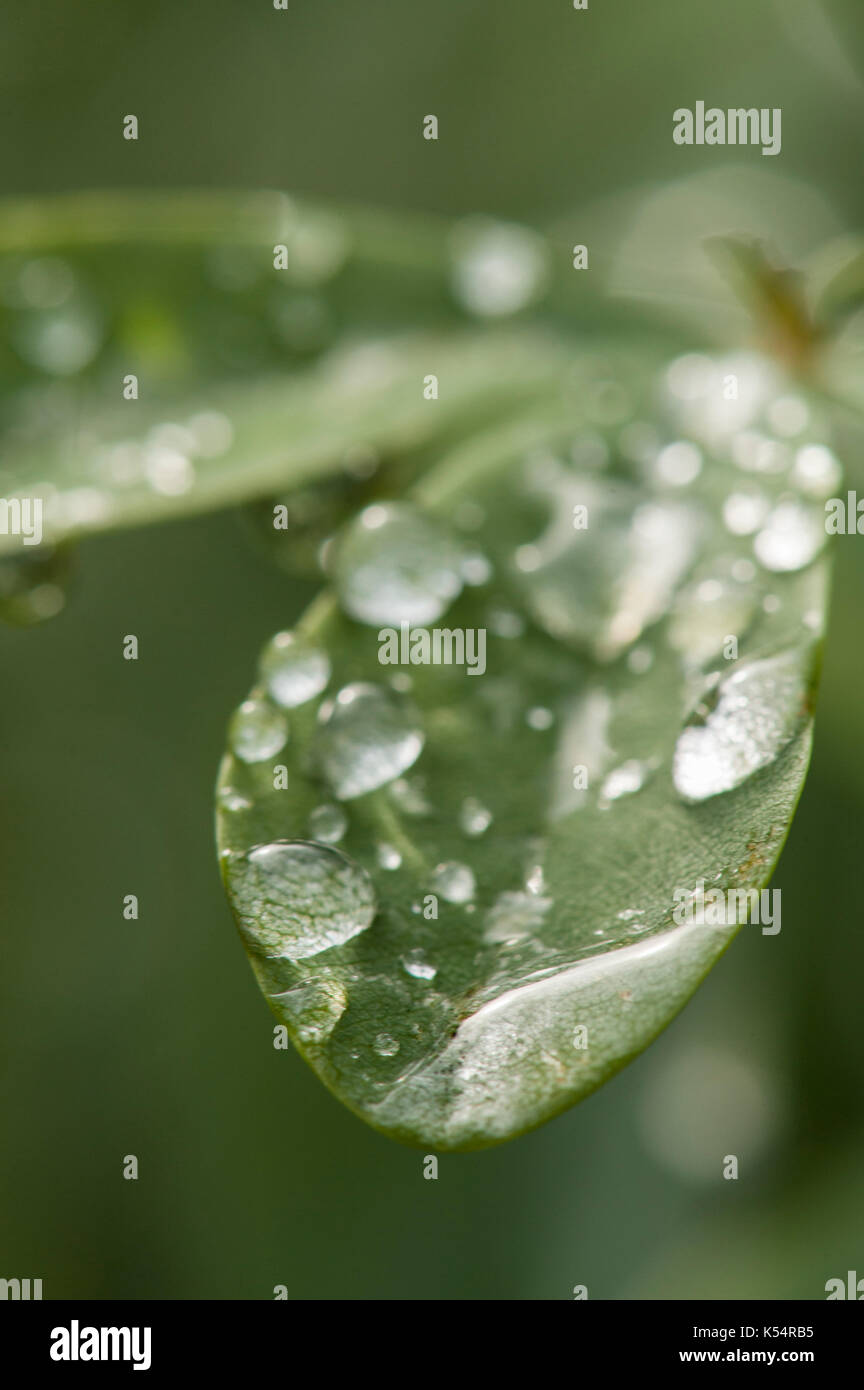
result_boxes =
[459,796,493,837]
[272,979,347,1045]
[229,698,287,763]
[430,861,476,904]
[402,950,438,982]
[376,841,402,871]
[307,803,348,844]
[373,1031,401,1057]
[260,631,331,707]
[451,218,548,317]
[754,499,824,572]
[673,651,807,803]
[526,706,555,731]
[484,890,552,944]
[317,682,424,800]
[334,501,465,625]
[599,760,653,804]
[233,840,376,959]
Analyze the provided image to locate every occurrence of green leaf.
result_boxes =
[216,345,834,1150]
[0,191,583,554]
[216,328,838,1150]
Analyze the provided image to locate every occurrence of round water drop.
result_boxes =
[673,651,806,803]
[234,840,376,959]
[451,218,548,317]
[317,682,423,800]
[430,861,476,904]
[377,842,402,871]
[526,706,554,731]
[754,499,824,572]
[373,1032,401,1058]
[334,501,465,626]
[403,950,437,982]
[459,796,493,837]
[307,803,348,844]
[260,631,331,707]
[219,788,252,813]
[229,698,287,763]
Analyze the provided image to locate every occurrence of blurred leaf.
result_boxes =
[0,190,580,555]
[216,346,830,1150]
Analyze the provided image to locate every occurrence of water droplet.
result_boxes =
[654,440,702,487]
[791,444,842,498]
[722,489,770,536]
[307,803,348,844]
[403,950,437,982]
[459,796,493,837]
[260,631,331,707]
[233,840,376,959]
[461,551,493,586]
[599,760,653,804]
[487,608,525,639]
[218,788,252,813]
[145,446,195,496]
[673,651,807,803]
[317,682,423,799]
[627,644,654,675]
[451,218,548,317]
[430,861,476,904]
[373,1031,401,1057]
[376,841,402,871]
[334,502,465,625]
[754,499,824,572]
[229,698,287,763]
[388,776,431,816]
[526,706,554,731]
[272,979,347,1045]
[484,890,552,944]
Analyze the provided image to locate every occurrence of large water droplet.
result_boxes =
[673,651,807,803]
[234,840,376,959]
[317,682,424,799]
[260,631,331,707]
[333,502,464,625]
[229,698,287,763]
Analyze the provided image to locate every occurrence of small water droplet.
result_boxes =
[373,1031,401,1057]
[229,698,287,763]
[307,803,348,844]
[272,979,347,1045]
[317,682,423,799]
[218,788,252,813]
[484,890,552,944]
[260,631,331,707]
[403,950,437,982]
[627,644,654,675]
[334,501,465,625]
[791,444,842,498]
[599,760,653,804]
[430,861,476,904]
[526,706,555,731]
[233,840,376,959]
[722,489,770,536]
[654,440,702,487]
[388,775,431,816]
[459,796,493,837]
[376,841,402,871]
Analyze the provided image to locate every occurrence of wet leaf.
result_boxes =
[216,347,832,1150]
[0,191,578,555]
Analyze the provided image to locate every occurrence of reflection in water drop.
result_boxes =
[234,840,376,959]
[317,682,423,799]
[673,650,807,803]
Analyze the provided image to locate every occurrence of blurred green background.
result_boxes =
[2,0,864,1299]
